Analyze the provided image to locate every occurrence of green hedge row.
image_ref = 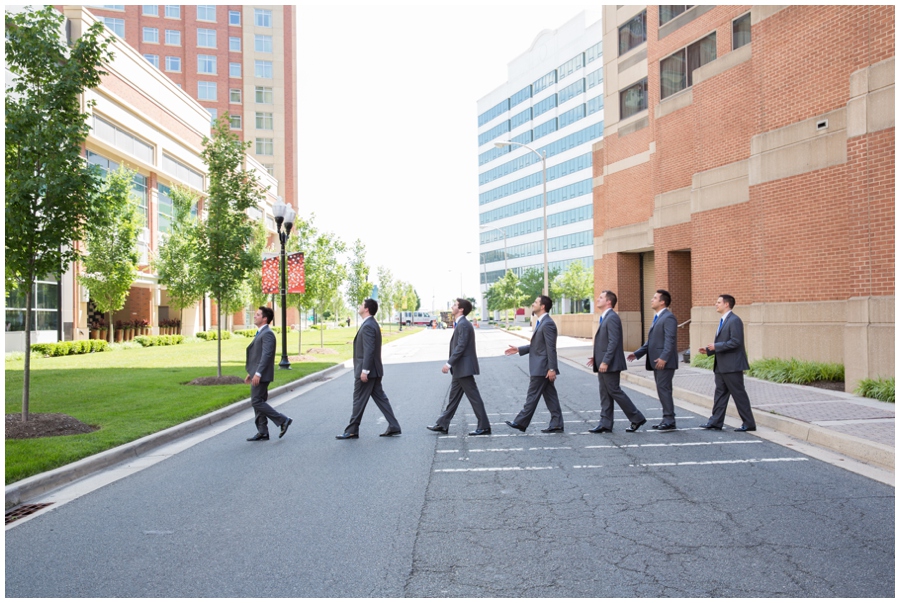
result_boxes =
[31,339,109,356]
[855,377,895,403]
[195,330,232,341]
[133,335,185,347]
[690,355,844,384]
[234,327,283,337]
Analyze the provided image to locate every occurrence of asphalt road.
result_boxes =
[5,328,895,597]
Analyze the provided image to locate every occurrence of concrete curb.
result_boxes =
[5,363,347,509]
[499,328,894,473]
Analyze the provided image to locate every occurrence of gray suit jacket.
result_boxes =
[517,314,560,377]
[707,312,750,373]
[353,317,383,379]
[448,318,479,377]
[246,325,276,382]
[634,308,679,371]
[592,310,627,373]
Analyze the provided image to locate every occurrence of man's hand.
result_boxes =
[360,372,369,383]
[626,353,636,362]
[244,375,252,384]
[251,374,261,386]
[599,362,608,373]
[505,345,519,356]
[706,343,715,353]
[653,358,666,370]
[586,356,594,367]
[546,369,556,382]
[698,347,708,355]
[441,365,450,374]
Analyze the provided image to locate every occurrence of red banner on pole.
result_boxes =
[287,252,305,293]
[261,254,279,294]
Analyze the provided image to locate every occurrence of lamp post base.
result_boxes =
[279,357,292,370]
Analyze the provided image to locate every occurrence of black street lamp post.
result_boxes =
[272,196,295,370]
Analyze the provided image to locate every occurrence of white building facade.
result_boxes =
[477,11,603,315]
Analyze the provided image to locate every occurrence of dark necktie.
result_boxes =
[717,317,724,336]
[652,314,658,326]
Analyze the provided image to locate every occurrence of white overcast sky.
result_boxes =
[295,3,597,311]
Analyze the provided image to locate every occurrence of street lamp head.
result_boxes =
[272,196,286,218]
[283,206,296,236]
[494,141,511,149]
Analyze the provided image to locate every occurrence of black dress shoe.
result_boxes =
[734,425,756,432]
[468,428,492,436]
[279,417,293,438]
[505,420,527,432]
[380,429,401,437]
[426,424,449,434]
[335,433,359,440]
[625,419,647,433]
[654,423,677,431]
[588,425,612,433]
[700,422,722,430]
[247,433,269,441]
[541,426,564,433]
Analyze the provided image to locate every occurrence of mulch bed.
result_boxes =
[186,376,246,386]
[6,413,99,439]
[305,348,338,355]
[288,355,320,362]
[807,380,845,392]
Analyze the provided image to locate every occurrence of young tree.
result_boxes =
[376,266,395,330]
[153,186,203,331]
[486,270,525,327]
[309,235,347,347]
[554,261,594,313]
[284,214,317,354]
[79,167,141,344]
[519,267,560,302]
[6,7,115,420]
[195,117,263,377]
[345,238,373,328]
[393,280,415,330]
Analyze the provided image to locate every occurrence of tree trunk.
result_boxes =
[216,301,222,378]
[319,306,324,348]
[297,306,303,354]
[108,311,114,343]
[22,285,32,422]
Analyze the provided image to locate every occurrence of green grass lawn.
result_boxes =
[5,326,420,484]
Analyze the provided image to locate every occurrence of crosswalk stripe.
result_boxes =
[434,466,554,473]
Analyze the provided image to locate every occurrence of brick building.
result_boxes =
[593,5,894,391]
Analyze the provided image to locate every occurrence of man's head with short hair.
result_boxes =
[258,306,274,325]
[601,290,618,309]
[361,298,378,317]
[656,289,671,307]
[538,295,553,313]
[719,294,735,309]
[456,298,472,316]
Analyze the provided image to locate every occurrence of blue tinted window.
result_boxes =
[510,107,532,130]
[481,230,592,263]
[478,98,510,127]
[479,154,591,205]
[533,94,557,118]
[587,95,604,116]
[480,205,593,244]
[586,68,603,90]
[533,118,558,140]
[510,85,532,108]
[559,104,585,129]
[559,79,585,104]
[478,120,511,147]
[532,70,557,94]
[480,180,593,224]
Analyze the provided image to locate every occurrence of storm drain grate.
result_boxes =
[5,502,53,525]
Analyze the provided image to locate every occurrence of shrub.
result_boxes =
[133,335,183,347]
[30,339,108,357]
[234,329,256,338]
[691,354,715,370]
[747,357,845,385]
[195,330,232,341]
[855,377,895,403]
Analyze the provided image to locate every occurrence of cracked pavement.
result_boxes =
[5,328,894,597]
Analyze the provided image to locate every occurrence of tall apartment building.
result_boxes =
[80,4,298,211]
[476,11,604,316]
[595,5,894,391]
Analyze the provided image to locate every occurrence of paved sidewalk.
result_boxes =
[502,326,894,473]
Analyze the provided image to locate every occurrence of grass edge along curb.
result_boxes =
[854,377,895,403]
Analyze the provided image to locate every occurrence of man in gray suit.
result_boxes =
[586,290,647,433]
[628,289,679,430]
[698,294,757,432]
[245,306,292,441]
[504,295,564,433]
[336,298,402,439]
[428,298,492,436]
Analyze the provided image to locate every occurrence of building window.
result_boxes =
[165,29,180,45]
[6,279,59,332]
[659,32,716,99]
[255,112,273,130]
[558,79,585,104]
[229,62,241,78]
[255,60,273,79]
[254,9,272,27]
[162,154,204,191]
[262,164,275,177]
[229,114,242,130]
[510,85,532,109]
[143,5,158,16]
[558,53,585,81]
[143,27,159,43]
[620,78,648,119]
[101,17,125,38]
[229,10,241,26]
[532,70,557,95]
[143,54,159,68]
[254,34,273,53]
[197,28,216,48]
[207,108,217,123]
[255,86,274,104]
[91,114,154,165]
[165,56,181,72]
[157,183,173,234]
[618,10,646,56]
[198,81,217,101]
[255,138,274,155]
[229,36,241,52]
[197,54,216,75]
[586,68,603,90]
[197,5,215,21]
[733,12,751,50]
[533,94,557,118]
[585,41,602,65]
[586,95,603,116]
[659,6,694,26]
[164,5,179,19]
